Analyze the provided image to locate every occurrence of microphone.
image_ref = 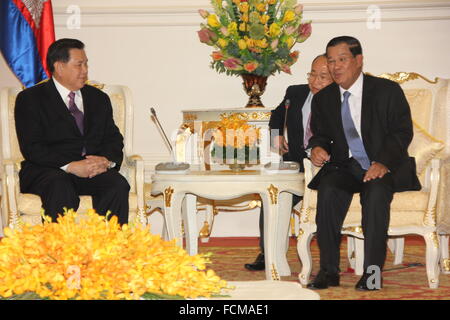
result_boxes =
[150,107,173,154]
[281,99,290,164]
[150,107,190,173]
[263,98,299,173]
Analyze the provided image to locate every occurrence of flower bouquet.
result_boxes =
[0,209,228,300]
[197,0,312,107]
[211,113,260,171]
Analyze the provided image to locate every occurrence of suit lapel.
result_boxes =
[45,79,81,135]
[81,86,93,136]
[361,74,375,147]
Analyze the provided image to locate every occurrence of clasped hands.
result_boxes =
[310,146,388,182]
[67,155,110,178]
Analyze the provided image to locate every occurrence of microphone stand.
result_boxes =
[150,107,189,172]
[280,99,290,167]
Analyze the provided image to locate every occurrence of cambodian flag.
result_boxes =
[0,0,55,88]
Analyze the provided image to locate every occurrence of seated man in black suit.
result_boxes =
[245,54,333,271]
[14,38,129,224]
[307,36,420,290]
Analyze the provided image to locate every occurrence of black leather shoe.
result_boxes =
[244,253,265,271]
[306,270,340,290]
[355,273,383,291]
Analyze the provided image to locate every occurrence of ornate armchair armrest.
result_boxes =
[424,158,441,226]
[124,154,145,222]
[300,158,316,223]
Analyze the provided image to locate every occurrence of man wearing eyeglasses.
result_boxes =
[245,54,333,271]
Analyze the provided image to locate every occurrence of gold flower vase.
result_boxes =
[242,74,268,108]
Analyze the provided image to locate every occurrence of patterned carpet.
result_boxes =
[198,236,450,300]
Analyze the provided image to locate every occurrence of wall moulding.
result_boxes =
[53,1,450,27]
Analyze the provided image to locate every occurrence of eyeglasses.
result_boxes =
[307,73,332,83]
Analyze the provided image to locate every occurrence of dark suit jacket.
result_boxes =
[308,74,421,192]
[15,79,124,192]
[269,84,310,167]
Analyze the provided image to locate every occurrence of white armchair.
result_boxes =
[0,82,146,229]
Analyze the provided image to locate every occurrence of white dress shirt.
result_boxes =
[53,77,84,112]
[339,72,364,158]
[53,78,84,171]
[302,91,313,145]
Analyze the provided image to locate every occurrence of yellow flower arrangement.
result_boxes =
[211,114,260,165]
[0,209,227,300]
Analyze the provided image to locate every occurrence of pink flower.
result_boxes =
[276,60,292,74]
[270,39,279,50]
[297,23,312,43]
[294,4,303,15]
[285,26,297,36]
[289,50,299,62]
[243,61,259,73]
[223,58,243,70]
[220,26,229,36]
[198,9,209,19]
[211,51,224,61]
[197,28,217,45]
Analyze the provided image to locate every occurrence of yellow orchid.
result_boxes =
[0,209,228,300]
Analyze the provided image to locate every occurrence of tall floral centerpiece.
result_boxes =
[197,0,312,108]
[211,113,260,171]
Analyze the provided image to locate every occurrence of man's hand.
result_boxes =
[67,156,110,178]
[363,162,389,182]
[272,135,289,155]
[310,146,330,167]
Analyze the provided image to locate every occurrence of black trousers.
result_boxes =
[258,194,301,254]
[315,158,394,273]
[27,168,130,225]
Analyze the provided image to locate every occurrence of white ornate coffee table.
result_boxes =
[151,168,303,281]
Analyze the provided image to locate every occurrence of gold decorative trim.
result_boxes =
[342,226,363,234]
[271,264,280,281]
[267,184,279,205]
[183,113,198,121]
[424,206,437,227]
[164,187,174,207]
[430,232,439,249]
[443,258,450,272]
[219,111,271,121]
[85,80,105,89]
[199,221,211,239]
[297,228,304,241]
[301,207,312,223]
[367,72,438,84]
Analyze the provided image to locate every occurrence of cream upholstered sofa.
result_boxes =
[296,73,449,289]
[0,82,146,229]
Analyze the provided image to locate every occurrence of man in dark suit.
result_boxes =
[244,54,333,271]
[306,36,420,290]
[14,38,129,224]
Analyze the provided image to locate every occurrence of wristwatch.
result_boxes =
[305,148,312,159]
[107,161,116,169]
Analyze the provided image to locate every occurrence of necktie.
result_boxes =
[68,91,84,135]
[304,111,312,148]
[341,91,370,170]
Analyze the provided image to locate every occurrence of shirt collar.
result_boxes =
[53,77,81,100]
[339,72,364,98]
